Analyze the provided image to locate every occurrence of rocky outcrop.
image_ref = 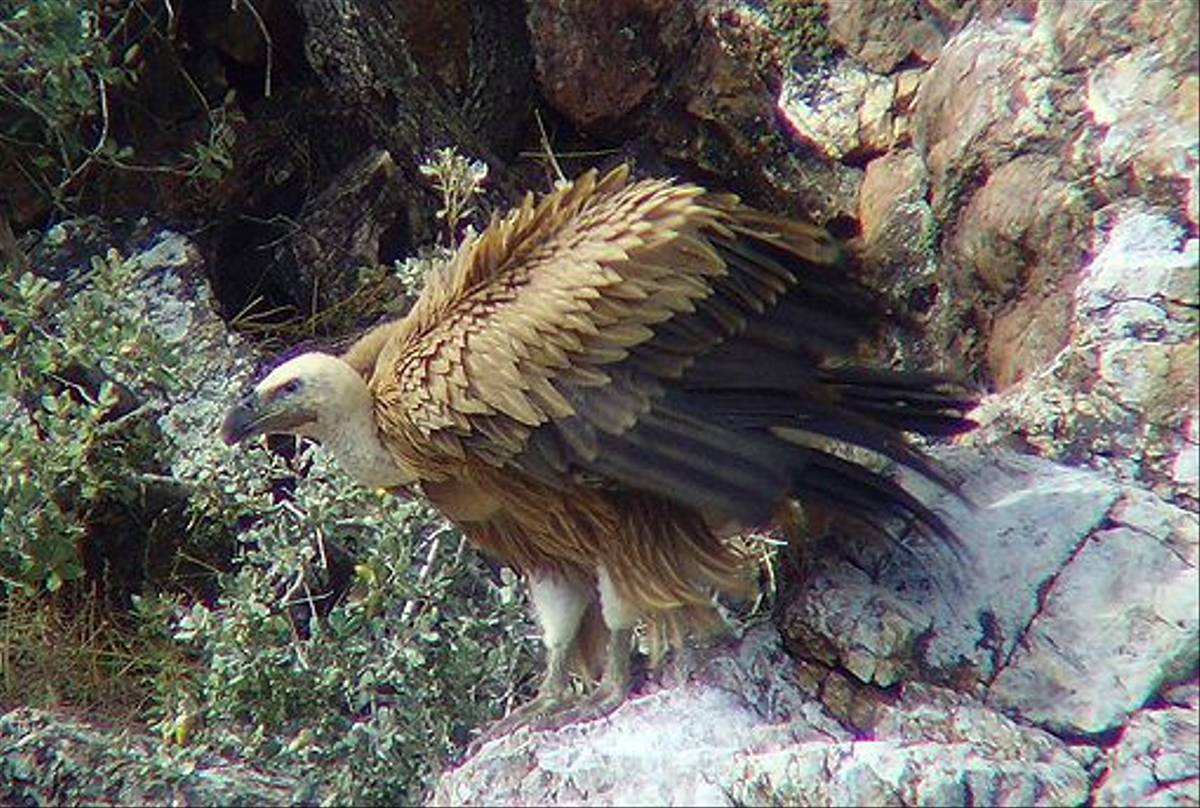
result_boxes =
[436,448,1197,805]
[437,0,1199,805]
[0,707,316,805]
[3,1,1194,805]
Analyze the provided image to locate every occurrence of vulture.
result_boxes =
[222,165,975,735]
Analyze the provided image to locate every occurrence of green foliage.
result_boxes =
[2,231,535,802]
[167,448,533,802]
[766,0,835,68]
[0,1,136,200]
[0,0,237,209]
[0,248,180,592]
[418,146,490,247]
[385,245,453,298]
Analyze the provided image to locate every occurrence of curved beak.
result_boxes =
[221,392,265,445]
[220,391,315,445]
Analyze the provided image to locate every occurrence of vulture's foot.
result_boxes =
[466,642,579,755]
[530,676,632,731]
[466,628,640,754]
[532,626,635,731]
[467,689,577,755]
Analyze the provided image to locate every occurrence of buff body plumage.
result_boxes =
[222,165,975,737]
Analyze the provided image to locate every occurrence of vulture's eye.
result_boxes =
[281,379,303,395]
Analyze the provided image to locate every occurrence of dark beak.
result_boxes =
[221,392,264,445]
[221,390,317,445]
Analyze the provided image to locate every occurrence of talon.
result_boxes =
[531,680,633,731]
[467,690,579,755]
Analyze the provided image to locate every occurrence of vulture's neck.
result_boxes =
[318,369,416,489]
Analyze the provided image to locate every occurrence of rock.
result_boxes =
[856,148,938,308]
[913,18,1070,222]
[1094,688,1200,806]
[945,154,1089,386]
[1085,48,1200,228]
[435,627,1092,807]
[437,448,1198,805]
[785,446,1189,707]
[283,148,407,325]
[893,0,1198,386]
[526,1,864,224]
[777,58,898,160]
[1050,0,1198,77]
[0,707,319,805]
[919,454,1119,683]
[527,0,667,132]
[826,0,951,73]
[730,684,1090,806]
[434,625,850,807]
[125,231,264,480]
[987,497,1199,735]
[16,221,267,602]
[971,207,1199,500]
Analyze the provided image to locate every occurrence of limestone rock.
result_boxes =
[437,449,1198,805]
[435,627,848,807]
[525,1,863,224]
[730,682,1090,806]
[856,148,938,308]
[987,491,1199,735]
[1086,50,1200,228]
[1094,684,1200,806]
[0,707,318,805]
[971,208,1199,500]
[777,58,899,161]
[526,0,667,132]
[900,0,1197,382]
[435,627,1093,807]
[826,0,952,74]
[790,451,1121,687]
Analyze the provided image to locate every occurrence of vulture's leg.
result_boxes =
[468,571,591,751]
[526,572,592,707]
[533,564,639,729]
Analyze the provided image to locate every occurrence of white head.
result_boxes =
[222,352,369,445]
[222,351,417,488]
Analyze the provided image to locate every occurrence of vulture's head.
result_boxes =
[221,352,370,446]
[222,351,417,488]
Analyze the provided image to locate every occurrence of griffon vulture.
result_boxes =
[222,165,975,735]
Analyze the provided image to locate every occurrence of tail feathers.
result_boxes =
[786,447,961,550]
[821,365,978,437]
[677,386,960,493]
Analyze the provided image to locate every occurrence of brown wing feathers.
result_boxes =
[368,166,974,544]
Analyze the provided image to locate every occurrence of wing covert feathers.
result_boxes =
[345,164,976,595]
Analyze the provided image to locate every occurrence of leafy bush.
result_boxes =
[168,450,534,802]
[0,0,139,200]
[1,0,238,213]
[0,247,179,592]
[1,233,536,802]
[766,0,835,68]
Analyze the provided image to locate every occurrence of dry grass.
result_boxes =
[0,588,189,724]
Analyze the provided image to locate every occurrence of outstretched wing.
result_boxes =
[367,166,972,529]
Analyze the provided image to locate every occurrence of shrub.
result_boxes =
[169,450,535,802]
[0,0,139,202]
[1,233,536,802]
[0,247,179,593]
[0,0,238,214]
